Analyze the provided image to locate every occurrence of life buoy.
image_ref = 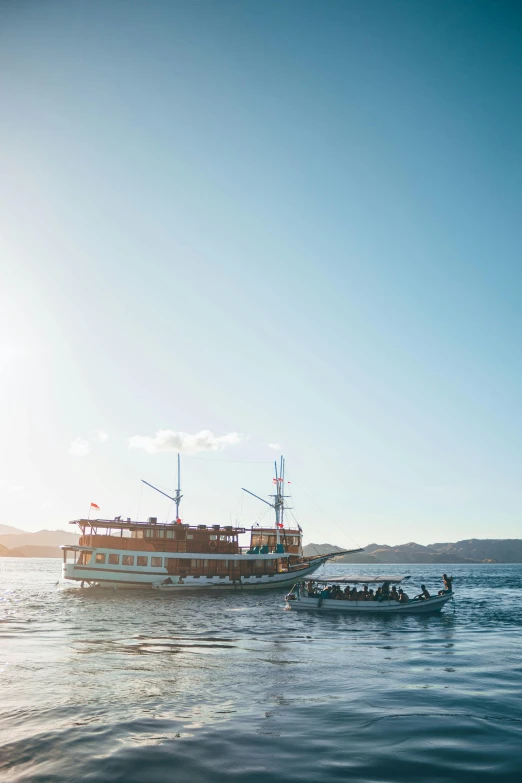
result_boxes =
[209,540,217,550]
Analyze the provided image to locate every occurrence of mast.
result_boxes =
[242,456,288,544]
[141,452,183,523]
[175,452,181,522]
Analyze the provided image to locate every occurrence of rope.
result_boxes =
[288,478,363,551]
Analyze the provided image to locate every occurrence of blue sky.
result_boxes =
[1,0,522,546]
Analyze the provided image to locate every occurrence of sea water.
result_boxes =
[1,559,521,782]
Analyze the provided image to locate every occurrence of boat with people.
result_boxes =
[285,575,454,613]
[60,456,363,590]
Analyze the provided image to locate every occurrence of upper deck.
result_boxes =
[70,519,302,555]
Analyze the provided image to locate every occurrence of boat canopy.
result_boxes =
[309,575,411,584]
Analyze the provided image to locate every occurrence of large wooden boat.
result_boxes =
[285,576,454,613]
[60,457,362,590]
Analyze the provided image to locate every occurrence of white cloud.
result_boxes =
[97,430,109,442]
[268,443,282,451]
[69,437,91,457]
[128,429,243,455]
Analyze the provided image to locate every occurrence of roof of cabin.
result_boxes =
[70,519,301,535]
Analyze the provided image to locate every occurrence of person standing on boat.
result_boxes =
[442,574,453,592]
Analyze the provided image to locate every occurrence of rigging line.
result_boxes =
[288,478,364,551]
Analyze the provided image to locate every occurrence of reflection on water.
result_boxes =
[1,559,522,782]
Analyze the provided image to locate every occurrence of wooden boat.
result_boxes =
[285,576,453,613]
[60,456,363,590]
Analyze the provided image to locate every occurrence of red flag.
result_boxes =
[277,523,284,528]
[176,518,182,525]
[90,502,100,509]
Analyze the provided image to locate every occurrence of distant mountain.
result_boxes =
[7,546,62,558]
[304,539,522,564]
[0,524,26,536]
[0,543,16,557]
[0,530,79,549]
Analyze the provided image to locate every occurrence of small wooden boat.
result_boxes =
[285,575,453,614]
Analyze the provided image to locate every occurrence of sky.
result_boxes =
[1,0,522,548]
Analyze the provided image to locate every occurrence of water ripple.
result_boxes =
[1,559,522,782]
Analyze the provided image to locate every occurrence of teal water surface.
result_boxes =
[1,559,522,782]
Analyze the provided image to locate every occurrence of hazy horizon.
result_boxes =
[2,1,522,549]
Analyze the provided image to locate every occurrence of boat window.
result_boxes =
[187,534,194,540]
[209,535,218,540]
[151,557,162,567]
[95,553,106,564]
[77,551,92,565]
[134,530,144,538]
[122,555,134,566]
[137,556,148,566]
[219,535,228,541]
[156,529,165,538]
[166,530,174,539]
[145,529,152,538]
[108,554,119,565]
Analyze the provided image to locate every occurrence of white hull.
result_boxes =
[62,556,329,591]
[287,592,453,614]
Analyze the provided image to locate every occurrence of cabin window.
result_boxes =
[166,530,174,539]
[122,555,134,566]
[145,529,152,538]
[137,556,148,567]
[108,554,119,565]
[77,551,92,565]
[186,534,194,540]
[209,535,218,541]
[155,529,165,538]
[95,553,106,564]
[151,557,163,567]
[135,530,144,538]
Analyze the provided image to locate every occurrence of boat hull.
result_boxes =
[286,592,453,614]
[62,558,329,591]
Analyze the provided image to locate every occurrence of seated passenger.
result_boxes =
[368,588,375,600]
[362,585,370,599]
[321,585,332,598]
[442,574,453,592]
[350,586,358,600]
[381,582,390,599]
[398,588,409,603]
[343,585,351,597]
[374,587,383,601]
[390,585,399,601]
[306,580,315,597]
[416,584,430,600]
